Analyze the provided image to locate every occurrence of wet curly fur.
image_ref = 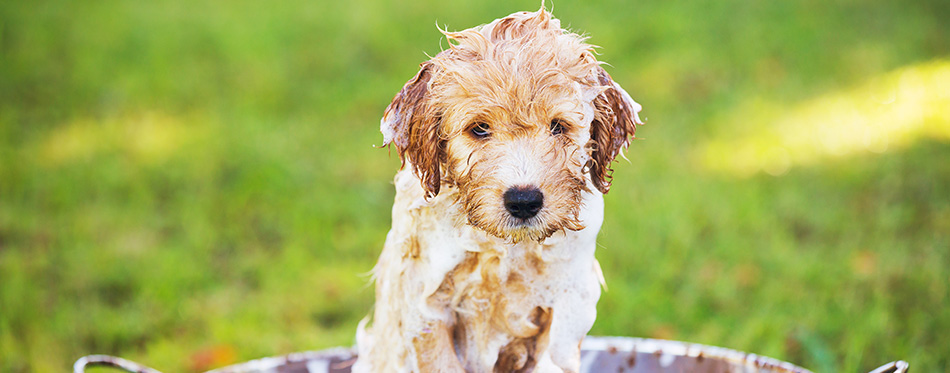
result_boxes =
[355,7,643,373]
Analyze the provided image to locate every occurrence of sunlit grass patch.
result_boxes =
[37,111,217,167]
[698,60,950,176]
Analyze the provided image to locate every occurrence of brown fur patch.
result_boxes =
[588,68,639,193]
[412,319,465,372]
[382,62,446,198]
[494,307,552,373]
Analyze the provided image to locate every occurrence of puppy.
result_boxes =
[355,7,643,373]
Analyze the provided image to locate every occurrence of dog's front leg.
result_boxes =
[412,318,465,372]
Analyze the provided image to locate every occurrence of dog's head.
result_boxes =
[381,8,643,242]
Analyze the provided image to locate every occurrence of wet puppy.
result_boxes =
[355,7,643,373]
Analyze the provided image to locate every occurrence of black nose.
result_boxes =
[503,187,544,220]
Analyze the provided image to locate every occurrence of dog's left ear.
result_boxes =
[380,62,446,198]
[587,67,644,194]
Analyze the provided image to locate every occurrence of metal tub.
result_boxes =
[75,336,908,373]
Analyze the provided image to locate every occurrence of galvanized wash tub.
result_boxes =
[74,336,908,373]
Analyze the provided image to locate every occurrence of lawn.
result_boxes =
[1,0,948,371]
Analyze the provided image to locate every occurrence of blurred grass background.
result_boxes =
[1,0,948,371]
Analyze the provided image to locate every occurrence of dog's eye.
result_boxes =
[550,119,567,136]
[470,122,491,139]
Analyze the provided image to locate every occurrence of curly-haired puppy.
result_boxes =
[355,8,643,373]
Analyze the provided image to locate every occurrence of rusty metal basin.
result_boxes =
[74,336,909,373]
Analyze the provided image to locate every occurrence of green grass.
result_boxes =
[1,0,948,371]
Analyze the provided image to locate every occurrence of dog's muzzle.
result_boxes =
[503,186,544,220]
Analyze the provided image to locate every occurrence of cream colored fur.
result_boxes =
[354,8,642,373]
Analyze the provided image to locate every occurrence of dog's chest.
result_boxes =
[432,240,578,370]
[449,242,550,316]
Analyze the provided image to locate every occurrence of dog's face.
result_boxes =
[381,9,643,242]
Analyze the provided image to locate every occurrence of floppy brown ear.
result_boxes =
[380,62,445,198]
[587,68,644,194]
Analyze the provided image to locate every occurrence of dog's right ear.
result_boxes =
[380,62,445,198]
